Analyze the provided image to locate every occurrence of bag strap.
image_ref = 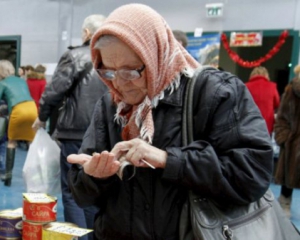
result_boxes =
[182,66,214,145]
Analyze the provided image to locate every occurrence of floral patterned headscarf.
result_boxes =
[91,3,199,143]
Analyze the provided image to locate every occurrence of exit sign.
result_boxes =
[205,3,224,17]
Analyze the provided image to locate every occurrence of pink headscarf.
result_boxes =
[91,3,199,143]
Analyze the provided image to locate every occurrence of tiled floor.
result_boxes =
[270,181,300,232]
[0,147,300,232]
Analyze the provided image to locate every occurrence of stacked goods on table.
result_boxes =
[42,222,93,239]
[0,208,23,239]
[0,193,93,240]
[22,193,57,240]
[22,193,93,240]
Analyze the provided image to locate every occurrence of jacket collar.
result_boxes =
[159,76,187,107]
[67,39,90,50]
[248,75,269,82]
[292,77,300,98]
[83,39,91,46]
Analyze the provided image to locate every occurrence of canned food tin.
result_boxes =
[23,193,57,223]
[22,220,48,240]
[0,209,23,239]
[42,222,92,240]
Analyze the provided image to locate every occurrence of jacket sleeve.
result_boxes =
[68,97,118,207]
[38,51,75,121]
[163,70,273,205]
[274,91,291,146]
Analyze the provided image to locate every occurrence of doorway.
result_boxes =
[219,30,299,97]
[0,36,22,75]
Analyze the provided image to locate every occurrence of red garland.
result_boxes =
[221,30,289,68]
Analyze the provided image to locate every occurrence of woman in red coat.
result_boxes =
[26,65,47,110]
[246,66,280,134]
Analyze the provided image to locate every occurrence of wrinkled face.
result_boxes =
[99,40,147,105]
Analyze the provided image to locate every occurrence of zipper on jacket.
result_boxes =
[221,203,271,240]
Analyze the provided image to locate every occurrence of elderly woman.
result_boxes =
[67,4,273,240]
[0,60,37,186]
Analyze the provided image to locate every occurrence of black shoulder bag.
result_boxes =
[180,67,300,240]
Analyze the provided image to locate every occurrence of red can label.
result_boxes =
[22,220,46,240]
[23,196,57,223]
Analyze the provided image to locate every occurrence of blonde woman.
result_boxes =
[0,60,37,186]
[246,66,280,134]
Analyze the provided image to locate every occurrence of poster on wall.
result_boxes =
[230,32,262,47]
[186,33,221,67]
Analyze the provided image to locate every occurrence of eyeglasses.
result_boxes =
[96,65,146,81]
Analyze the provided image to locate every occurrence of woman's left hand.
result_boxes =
[111,138,167,169]
[67,152,120,179]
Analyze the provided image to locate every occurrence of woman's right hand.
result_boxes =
[32,117,46,131]
[67,151,120,179]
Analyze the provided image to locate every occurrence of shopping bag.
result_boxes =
[22,128,61,195]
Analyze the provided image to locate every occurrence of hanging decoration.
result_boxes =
[221,30,289,68]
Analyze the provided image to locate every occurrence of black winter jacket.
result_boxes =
[68,69,273,240]
[39,41,107,140]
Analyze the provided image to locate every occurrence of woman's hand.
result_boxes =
[67,152,120,179]
[32,117,46,131]
[111,138,167,169]
[67,138,167,179]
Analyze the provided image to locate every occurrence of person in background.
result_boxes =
[18,66,26,79]
[27,64,47,110]
[0,100,8,181]
[172,30,188,49]
[0,60,37,186]
[66,4,273,239]
[17,64,40,151]
[32,14,107,240]
[25,65,34,78]
[245,66,280,135]
[274,64,300,218]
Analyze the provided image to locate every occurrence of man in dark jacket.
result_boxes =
[32,14,107,240]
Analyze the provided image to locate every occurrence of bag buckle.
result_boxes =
[222,225,233,240]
